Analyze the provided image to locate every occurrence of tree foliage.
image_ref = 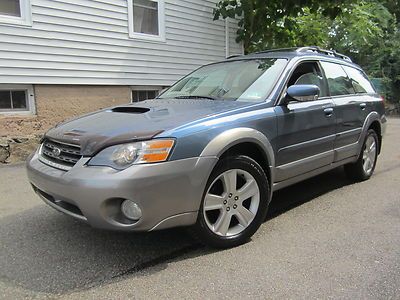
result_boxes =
[213,0,355,52]
[214,0,400,104]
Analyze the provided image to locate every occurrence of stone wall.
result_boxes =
[0,85,131,164]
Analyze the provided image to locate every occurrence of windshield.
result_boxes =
[158,58,287,102]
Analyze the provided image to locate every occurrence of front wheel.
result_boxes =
[193,155,270,248]
[344,129,379,181]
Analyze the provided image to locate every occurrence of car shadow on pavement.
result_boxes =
[0,208,198,294]
[267,167,352,220]
[0,167,353,295]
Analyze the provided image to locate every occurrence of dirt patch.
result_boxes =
[0,136,42,164]
[0,85,131,137]
[0,85,131,164]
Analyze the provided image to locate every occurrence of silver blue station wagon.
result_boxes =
[27,47,386,248]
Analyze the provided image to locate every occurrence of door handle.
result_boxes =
[360,103,367,110]
[324,107,334,117]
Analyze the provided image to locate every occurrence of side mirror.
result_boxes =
[285,84,320,103]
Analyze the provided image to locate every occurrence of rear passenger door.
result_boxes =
[320,61,364,161]
[342,65,376,122]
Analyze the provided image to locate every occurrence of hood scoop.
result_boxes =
[110,107,150,114]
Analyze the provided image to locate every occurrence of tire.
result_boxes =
[192,155,270,249]
[344,129,379,181]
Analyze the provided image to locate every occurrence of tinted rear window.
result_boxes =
[342,66,375,94]
[320,61,355,96]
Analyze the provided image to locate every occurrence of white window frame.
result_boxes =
[0,0,32,26]
[0,85,36,115]
[127,0,165,42]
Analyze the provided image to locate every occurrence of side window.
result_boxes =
[287,61,328,98]
[127,0,165,42]
[0,0,32,26]
[342,66,375,94]
[0,0,21,17]
[0,85,36,114]
[320,61,355,96]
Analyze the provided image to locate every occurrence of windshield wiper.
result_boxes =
[173,95,218,100]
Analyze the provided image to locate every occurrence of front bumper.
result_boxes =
[27,150,217,231]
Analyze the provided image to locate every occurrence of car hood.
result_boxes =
[44,99,253,155]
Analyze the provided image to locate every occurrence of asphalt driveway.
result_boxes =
[1,119,399,299]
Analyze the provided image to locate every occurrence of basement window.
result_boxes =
[0,85,35,115]
[0,0,32,26]
[131,87,162,102]
[127,0,165,42]
[132,90,157,102]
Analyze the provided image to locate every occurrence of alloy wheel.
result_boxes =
[203,169,260,237]
[362,135,377,175]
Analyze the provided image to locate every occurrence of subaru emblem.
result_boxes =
[52,147,61,157]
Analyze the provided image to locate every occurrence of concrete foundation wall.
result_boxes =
[0,85,131,163]
[0,85,131,137]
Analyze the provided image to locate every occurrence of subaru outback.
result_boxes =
[27,47,386,248]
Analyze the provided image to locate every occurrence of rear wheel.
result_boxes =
[344,129,378,181]
[193,155,270,248]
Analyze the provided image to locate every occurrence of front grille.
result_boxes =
[39,139,82,170]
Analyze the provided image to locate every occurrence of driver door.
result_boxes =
[274,61,336,182]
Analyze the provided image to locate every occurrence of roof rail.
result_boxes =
[297,46,352,62]
[254,47,300,55]
[226,54,242,59]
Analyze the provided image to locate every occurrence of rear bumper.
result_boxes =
[26,149,217,231]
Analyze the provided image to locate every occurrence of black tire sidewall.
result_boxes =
[195,155,270,248]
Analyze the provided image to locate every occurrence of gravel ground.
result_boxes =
[1,119,399,299]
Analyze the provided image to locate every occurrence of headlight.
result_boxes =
[88,139,175,170]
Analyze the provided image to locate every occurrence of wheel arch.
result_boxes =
[368,120,382,154]
[219,142,271,186]
[360,112,383,155]
[200,128,275,185]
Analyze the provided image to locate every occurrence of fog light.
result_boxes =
[121,200,142,221]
